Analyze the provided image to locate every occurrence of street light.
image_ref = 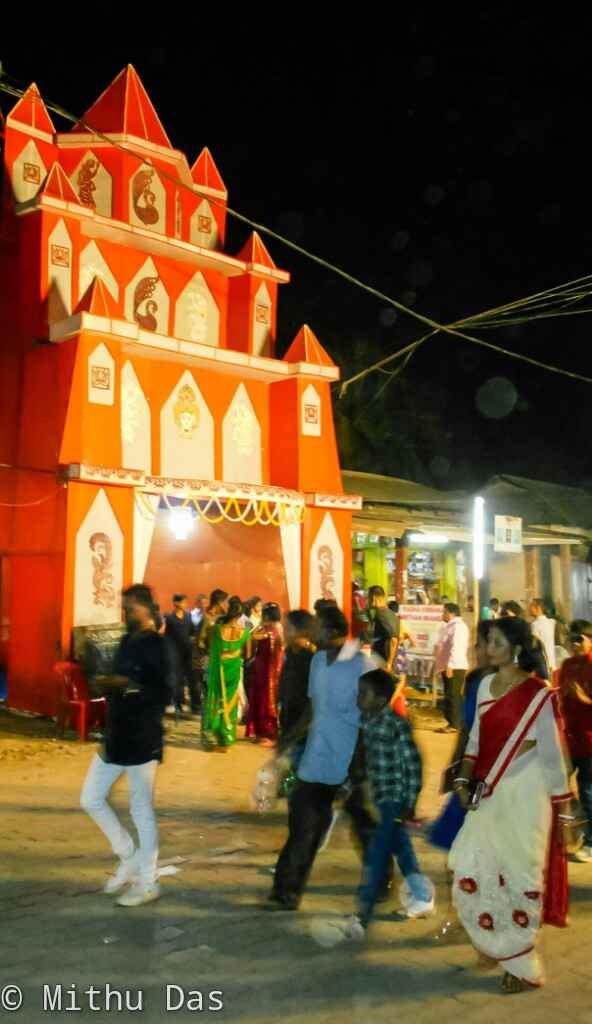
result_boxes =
[472,496,485,626]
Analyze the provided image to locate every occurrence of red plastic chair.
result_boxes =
[54,661,106,742]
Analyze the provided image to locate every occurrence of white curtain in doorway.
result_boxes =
[280,522,302,609]
[133,494,160,583]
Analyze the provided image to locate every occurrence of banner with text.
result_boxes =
[399,604,444,655]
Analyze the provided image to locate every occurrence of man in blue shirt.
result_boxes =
[266,606,375,911]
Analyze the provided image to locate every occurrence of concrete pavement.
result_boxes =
[1,709,591,1022]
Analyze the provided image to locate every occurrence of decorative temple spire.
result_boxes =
[74,277,117,318]
[38,163,81,204]
[236,231,277,269]
[7,82,55,135]
[73,65,172,148]
[283,325,336,367]
[191,147,227,194]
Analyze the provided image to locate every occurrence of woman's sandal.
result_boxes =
[501,972,539,994]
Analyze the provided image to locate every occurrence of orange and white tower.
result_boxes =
[0,66,360,714]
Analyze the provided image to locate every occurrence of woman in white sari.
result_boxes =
[449,616,573,993]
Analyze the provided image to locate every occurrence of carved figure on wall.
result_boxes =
[185,289,208,343]
[23,162,41,184]
[132,167,159,225]
[133,276,159,331]
[77,157,99,207]
[231,402,255,456]
[89,532,116,608]
[121,379,142,443]
[318,544,336,600]
[174,384,200,438]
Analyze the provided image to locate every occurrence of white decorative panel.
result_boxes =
[11,139,47,203]
[160,370,214,479]
[222,382,262,484]
[124,257,169,334]
[79,241,119,301]
[74,488,123,627]
[189,199,219,250]
[133,493,159,582]
[70,151,112,217]
[280,522,302,609]
[174,270,220,346]
[301,384,322,437]
[121,361,151,472]
[47,218,73,323]
[129,162,166,234]
[253,282,272,356]
[308,513,344,609]
[88,342,115,406]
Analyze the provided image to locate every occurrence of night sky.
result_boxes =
[4,30,592,491]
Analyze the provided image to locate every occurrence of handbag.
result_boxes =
[559,803,587,853]
[440,760,461,795]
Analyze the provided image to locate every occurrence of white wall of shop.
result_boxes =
[488,550,526,602]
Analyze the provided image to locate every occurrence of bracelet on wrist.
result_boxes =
[453,777,470,786]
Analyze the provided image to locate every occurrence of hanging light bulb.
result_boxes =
[169,507,194,541]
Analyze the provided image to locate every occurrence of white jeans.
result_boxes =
[81,755,159,885]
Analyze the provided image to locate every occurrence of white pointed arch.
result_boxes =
[222,383,262,484]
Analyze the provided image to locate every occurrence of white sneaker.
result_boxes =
[116,881,160,907]
[342,914,367,942]
[103,852,139,894]
[404,897,435,919]
[574,845,592,863]
[400,876,435,918]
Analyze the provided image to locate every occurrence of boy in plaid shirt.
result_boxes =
[344,668,434,939]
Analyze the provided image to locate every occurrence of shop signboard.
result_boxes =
[494,515,522,553]
[399,604,444,655]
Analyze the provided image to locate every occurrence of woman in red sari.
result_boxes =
[246,602,284,747]
[449,616,573,993]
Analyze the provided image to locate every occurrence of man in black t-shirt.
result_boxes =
[165,594,199,714]
[80,584,170,908]
[367,586,400,673]
[278,610,316,755]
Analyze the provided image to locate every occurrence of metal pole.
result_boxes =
[473,575,480,638]
[472,495,485,643]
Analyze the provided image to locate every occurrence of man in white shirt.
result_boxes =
[530,599,557,674]
[433,602,470,733]
[190,594,207,630]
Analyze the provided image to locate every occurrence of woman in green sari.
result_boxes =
[202,597,251,751]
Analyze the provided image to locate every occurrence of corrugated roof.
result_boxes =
[344,470,592,539]
[481,475,592,531]
[343,470,466,508]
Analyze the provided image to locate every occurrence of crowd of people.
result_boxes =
[77,581,592,996]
